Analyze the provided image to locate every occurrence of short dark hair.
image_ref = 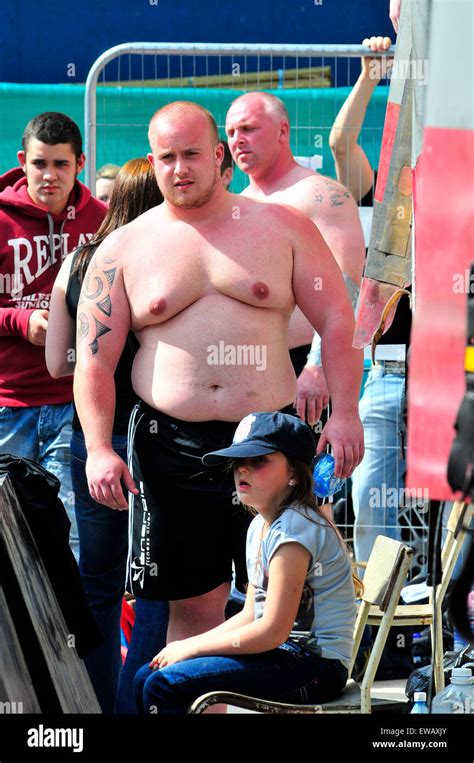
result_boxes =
[22,112,83,158]
[220,140,234,175]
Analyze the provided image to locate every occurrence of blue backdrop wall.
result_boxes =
[0,0,394,84]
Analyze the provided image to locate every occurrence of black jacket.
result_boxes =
[0,454,103,658]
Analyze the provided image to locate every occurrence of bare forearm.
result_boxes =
[189,618,284,657]
[306,274,359,368]
[330,74,378,153]
[193,608,255,640]
[321,317,363,413]
[48,359,75,378]
[73,363,116,452]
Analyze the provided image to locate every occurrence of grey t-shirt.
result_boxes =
[246,505,356,669]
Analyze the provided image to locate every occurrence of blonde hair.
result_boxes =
[258,93,289,124]
[229,92,289,126]
[96,163,121,180]
[148,101,219,150]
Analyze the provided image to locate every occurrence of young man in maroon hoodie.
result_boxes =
[0,112,106,561]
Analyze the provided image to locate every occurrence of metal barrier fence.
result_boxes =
[84,42,393,192]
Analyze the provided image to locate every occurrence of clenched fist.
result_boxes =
[27,309,49,346]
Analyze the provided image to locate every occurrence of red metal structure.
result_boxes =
[407,0,473,500]
[354,0,473,501]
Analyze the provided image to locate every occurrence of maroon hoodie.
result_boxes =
[0,167,106,406]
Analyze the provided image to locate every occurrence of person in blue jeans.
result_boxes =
[0,402,75,530]
[46,158,168,713]
[329,36,412,568]
[351,362,406,564]
[0,112,107,562]
[134,412,361,714]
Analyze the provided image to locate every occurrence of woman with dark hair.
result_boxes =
[46,158,168,713]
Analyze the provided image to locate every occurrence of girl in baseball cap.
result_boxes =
[135,411,362,714]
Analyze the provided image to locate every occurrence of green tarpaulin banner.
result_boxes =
[0,83,388,191]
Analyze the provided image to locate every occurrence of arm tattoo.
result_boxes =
[83,267,116,298]
[78,312,89,339]
[83,271,104,299]
[89,317,112,355]
[96,248,118,268]
[96,295,112,317]
[329,190,350,207]
[322,177,350,206]
[103,268,116,288]
[79,252,118,355]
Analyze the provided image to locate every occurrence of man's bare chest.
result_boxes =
[124,226,294,330]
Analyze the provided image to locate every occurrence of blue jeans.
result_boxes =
[73,431,169,713]
[351,365,405,565]
[116,596,169,714]
[71,430,130,713]
[134,641,348,715]
[0,403,78,560]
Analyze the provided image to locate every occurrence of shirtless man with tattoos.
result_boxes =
[74,101,364,645]
[225,93,365,424]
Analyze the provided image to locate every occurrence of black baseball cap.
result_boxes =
[202,411,316,466]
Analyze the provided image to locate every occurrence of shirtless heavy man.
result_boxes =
[225,92,366,425]
[74,101,364,643]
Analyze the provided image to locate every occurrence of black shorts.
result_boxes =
[127,402,254,601]
[288,343,327,444]
[289,344,311,379]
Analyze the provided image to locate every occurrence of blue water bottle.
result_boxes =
[410,691,429,714]
[312,453,345,498]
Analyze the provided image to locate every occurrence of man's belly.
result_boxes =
[132,298,297,421]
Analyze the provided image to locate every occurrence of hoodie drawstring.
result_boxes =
[46,214,67,262]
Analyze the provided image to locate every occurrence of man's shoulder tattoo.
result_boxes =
[77,251,118,355]
[315,178,351,207]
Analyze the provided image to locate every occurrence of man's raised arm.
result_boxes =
[291,211,364,479]
[74,230,138,510]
